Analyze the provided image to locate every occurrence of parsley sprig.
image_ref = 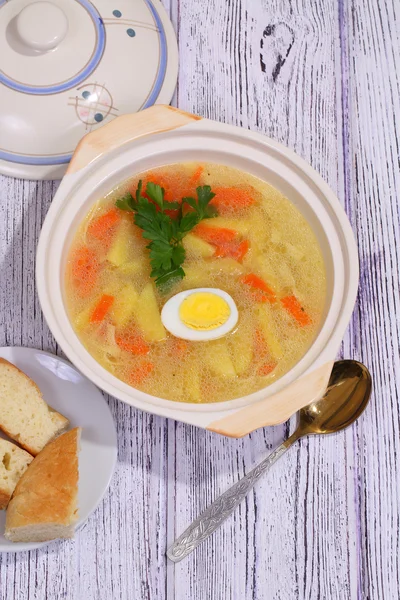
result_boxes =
[116,180,217,289]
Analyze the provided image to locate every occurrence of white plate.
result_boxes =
[0,346,118,553]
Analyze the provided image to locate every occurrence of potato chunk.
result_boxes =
[112,284,139,328]
[136,283,166,342]
[183,233,215,259]
[256,303,283,361]
[205,340,236,377]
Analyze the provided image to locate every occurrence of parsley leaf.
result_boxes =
[115,192,136,212]
[115,180,218,290]
[144,182,165,210]
[171,244,186,266]
[177,212,199,238]
[155,266,185,290]
[182,185,216,220]
[195,185,217,219]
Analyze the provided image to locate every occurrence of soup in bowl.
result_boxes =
[36,106,358,435]
[65,162,326,403]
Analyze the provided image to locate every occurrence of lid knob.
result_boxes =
[16,1,68,52]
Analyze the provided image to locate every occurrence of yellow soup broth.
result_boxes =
[65,163,326,403]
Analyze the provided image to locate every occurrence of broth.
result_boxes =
[65,163,326,403]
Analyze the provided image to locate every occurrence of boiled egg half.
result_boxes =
[161,288,238,341]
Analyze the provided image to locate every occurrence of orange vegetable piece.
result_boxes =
[90,295,115,323]
[70,246,99,297]
[116,332,150,356]
[129,361,154,386]
[194,223,249,261]
[194,223,238,245]
[88,208,120,240]
[211,187,255,214]
[164,202,181,219]
[141,172,191,202]
[214,239,249,262]
[172,339,189,356]
[240,273,276,303]
[281,295,311,326]
[257,362,277,376]
[254,330,277,376]
[234,240,250,262]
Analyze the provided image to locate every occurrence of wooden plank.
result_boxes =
[76,406,169,600]
[0,179,57,353]
[0,177,75,599]
[341,0,400,597]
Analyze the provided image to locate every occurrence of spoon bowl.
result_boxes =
[299,360,372,436]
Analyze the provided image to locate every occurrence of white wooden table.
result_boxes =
[1,0,399,598]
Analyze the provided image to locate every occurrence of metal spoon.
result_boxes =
[167,359,372,562]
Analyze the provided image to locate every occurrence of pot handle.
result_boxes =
[207,361,334,437]
[67,105,201,174]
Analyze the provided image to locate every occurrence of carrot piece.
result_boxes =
[116,333,150,356]
[70,246,99,297]
[141,173,189,203]
[172,338,189,356]
[211,187,255,214]
[194,223,238,245]
[90,294,115,323]
[240,273,276,303]
[235,240,250,262]
[240,273,267,290]
[281,295,311,326]
[164,201,181,219]
[257,362,277,376]
[254,330,277,376]
[88,208,120,240]
[189,165,204,186]
[129,361,154,386]
[214,239,249,262]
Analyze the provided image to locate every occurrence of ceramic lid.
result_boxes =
[0,0,178,180]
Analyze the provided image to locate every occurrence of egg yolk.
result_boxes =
[179,292,231,330]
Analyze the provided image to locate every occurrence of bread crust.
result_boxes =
[5,428,80,537]
[0,490,10,511]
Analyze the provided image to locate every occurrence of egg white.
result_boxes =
[161,288,239,341]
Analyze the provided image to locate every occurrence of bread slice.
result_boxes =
[0,358,69,455]
[5,427,81,543]
[0,439,33,510]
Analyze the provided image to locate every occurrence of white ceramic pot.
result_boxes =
[36,105,358,437]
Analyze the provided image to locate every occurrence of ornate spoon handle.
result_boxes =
[167,433,298,562]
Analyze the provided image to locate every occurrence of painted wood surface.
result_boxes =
[0,0,399,598]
